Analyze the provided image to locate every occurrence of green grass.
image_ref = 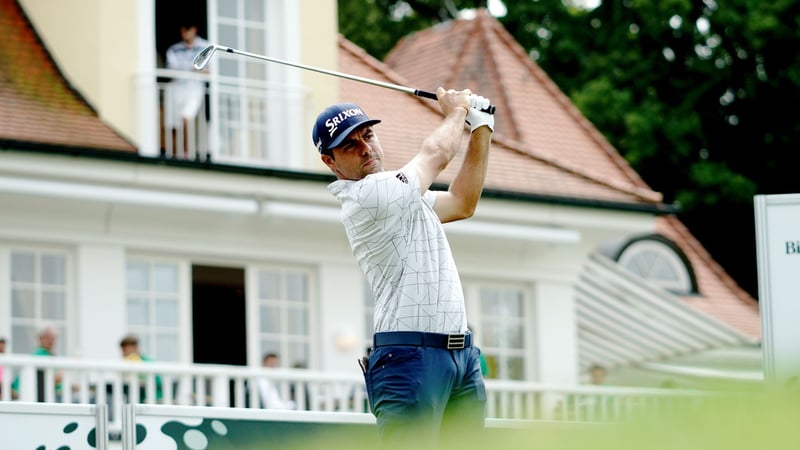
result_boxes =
[271,388,800,450]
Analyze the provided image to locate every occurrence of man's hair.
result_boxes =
[39,325,57,337]
[120,334,139,348]
[0,337,5,344]
[178,17,199,30]
[263,352,278,361]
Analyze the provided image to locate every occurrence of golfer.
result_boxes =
[313,87,494,449]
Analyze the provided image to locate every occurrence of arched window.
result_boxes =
[613,234,697,295]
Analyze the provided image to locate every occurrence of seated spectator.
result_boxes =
[257,353,294,409]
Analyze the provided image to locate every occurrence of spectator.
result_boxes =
[119,334,163,402]
[11,326,63,400]
[589,364,608,386]
[257,353,294,409]
[164,18,209,157]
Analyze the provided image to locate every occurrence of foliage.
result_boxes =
[338,0,488,60]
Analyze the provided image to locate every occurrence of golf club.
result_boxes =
[193,44,495,114]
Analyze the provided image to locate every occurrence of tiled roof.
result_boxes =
[385,10,652,194]
[0,0,134,152]
[342,10,760,339]
[338,37,662,207]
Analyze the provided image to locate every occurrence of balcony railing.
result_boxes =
[140,69,308,168]
[0,354,720,432]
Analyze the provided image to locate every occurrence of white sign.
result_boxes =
[754,194,800,387]
[0,402,104,449]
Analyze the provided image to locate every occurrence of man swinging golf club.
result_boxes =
[313,88,494,450]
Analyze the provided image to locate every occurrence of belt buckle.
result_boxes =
[446,333,466,349]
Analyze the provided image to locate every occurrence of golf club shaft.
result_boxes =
[195,45,495,114]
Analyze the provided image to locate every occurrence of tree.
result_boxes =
[338,0,487,60]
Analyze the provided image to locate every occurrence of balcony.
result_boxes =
[137,69,308,168]
[0,354,719,434]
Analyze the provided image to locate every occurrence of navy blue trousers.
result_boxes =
[364,344,487,450]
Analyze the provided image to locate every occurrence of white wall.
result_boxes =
[318,263,365,374]
[76,244,126,359]
[533,280,579,384]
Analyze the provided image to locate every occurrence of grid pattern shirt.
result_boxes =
[328,164,467,334]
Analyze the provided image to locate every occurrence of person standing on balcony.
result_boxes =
[164,19,209,158]
[313,88,494,449]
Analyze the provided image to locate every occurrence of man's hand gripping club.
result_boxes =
[466,95,494,133]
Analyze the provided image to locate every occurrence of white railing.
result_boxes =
[0,355,713,431]
[152,68,211,161]
[484,379,713,422]
[142,69,307,167]
[1,355,362,432]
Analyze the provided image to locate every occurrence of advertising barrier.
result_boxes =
[0,402,108,450]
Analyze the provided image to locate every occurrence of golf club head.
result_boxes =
[193,45,219,70]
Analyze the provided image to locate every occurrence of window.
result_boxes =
[465,283,529,381]
[126,259,181,362]
[617,235,696,294]
[9,249,70,355]
[207,0,301,166]
[255,267,312,368]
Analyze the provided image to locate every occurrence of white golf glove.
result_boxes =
[466,95,494,133]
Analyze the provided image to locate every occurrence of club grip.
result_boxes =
[414,90,496,115]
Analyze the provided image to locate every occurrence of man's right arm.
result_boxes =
[407,87,471,193]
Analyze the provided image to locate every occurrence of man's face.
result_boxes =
[263,356,279,368]
[121,344,138,357]
[40,330,56,351]
[181,26,198,44]
[321,125,384,180]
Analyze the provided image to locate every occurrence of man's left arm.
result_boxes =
[433,110,493,223]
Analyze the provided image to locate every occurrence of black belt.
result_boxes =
[373,331,472,350]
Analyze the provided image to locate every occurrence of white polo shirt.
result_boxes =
[328,164,467,334]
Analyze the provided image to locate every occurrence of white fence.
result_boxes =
[0,354,712,432]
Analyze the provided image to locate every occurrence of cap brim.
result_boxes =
[326,119,382,150]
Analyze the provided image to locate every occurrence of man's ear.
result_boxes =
[321,154,336,172]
